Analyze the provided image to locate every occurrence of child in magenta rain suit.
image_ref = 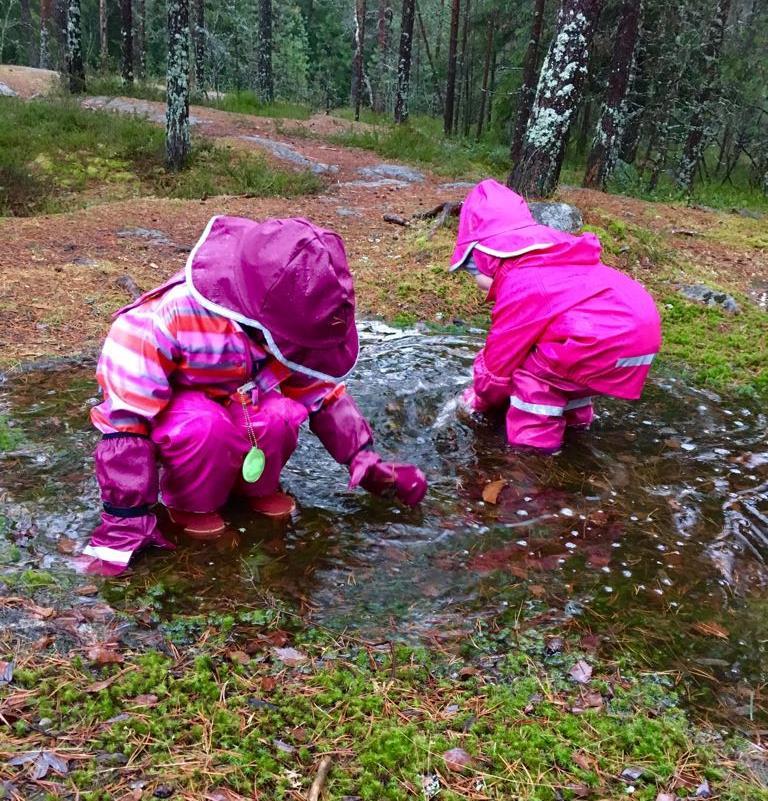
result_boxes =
[451,179,662,451]
[83,215,428,575]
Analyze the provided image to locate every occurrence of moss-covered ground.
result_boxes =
[2,601,766,801]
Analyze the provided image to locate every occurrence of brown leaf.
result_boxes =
[56,537,77,555]
[482,479,506,504]
[86,645,124,665]
[85,675,121,693]
[30,604,55,620]
[261,676,278,692]
[528,584,546,598]
[458,666,479,680]
[443,747,474,772]
[205,790,250,801]
[656,794,676,801]
[129,694,158,707]
[228,650,250,665]
[569,659,593,684]
[692,621,729,639]
[572,752,598,771]
[271,647,308,666]
[76,584,99,596]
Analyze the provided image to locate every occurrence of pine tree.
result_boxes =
[121,0,134,84]
[66,0,85,92]
[508,0,601,197]
[443,0,460,134]
[351,0,367,120]
[166,0,190,170]
[257,0,274,102]
[583,0,643,189]
[194,0,205,89]
[394,0,415,122]
[99,0,108,71]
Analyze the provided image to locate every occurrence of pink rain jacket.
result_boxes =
[451,180,661,410]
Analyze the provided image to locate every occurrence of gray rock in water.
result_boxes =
[0,82,18,97]
[678,284,741,315]
[240,135,338,175]
[117,227,173,246]
[358,163,425,183]
[528,201,584,233]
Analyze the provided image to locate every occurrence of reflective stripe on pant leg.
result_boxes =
[564,396,594,411]
[509,395,565,417]
[616,353,656,367]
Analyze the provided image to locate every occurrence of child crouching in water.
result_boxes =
[84,216,427,575]
[451,179,662,451]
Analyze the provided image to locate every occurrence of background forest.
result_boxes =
[0,0,766,203]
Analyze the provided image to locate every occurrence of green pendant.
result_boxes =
[242,446,266,483]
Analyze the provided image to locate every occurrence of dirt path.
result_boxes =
[0,87,766,369]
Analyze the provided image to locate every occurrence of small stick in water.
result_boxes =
[308,755,332,801]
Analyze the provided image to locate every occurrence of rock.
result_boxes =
[0,82,19,97]
[357,163,425,183]
[95,751,129,766]
[438,181,475,191]
[117,227,173,246]
[528,201,584,233]
[153,785,175,798]
[342,178,409,189]
[71,256,98,267]
[335,206,362,218]
[737,208,764,220]
[678,284,741,315]
[240,135,338,174]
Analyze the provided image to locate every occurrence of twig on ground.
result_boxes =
[383,214,409,227]
[307,755,332,801]
[412,200,463,239]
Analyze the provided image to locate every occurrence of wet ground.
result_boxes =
[1,322,767,730]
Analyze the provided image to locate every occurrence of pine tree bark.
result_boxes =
[166,0,190,170]
[53,0,67,68]
[351,0,367,120]
[508,0,601,197]
[394,0,415,123]
[677,0,732,192]
[475,25,493,139]
[372,0,391,113]
[416,0,444,108]
[583,0,642,189]
[99,0,108,71]
[136,0,146,79]
[121,0,134,84]
[39,0,52,68]
[509,0,546,167]
[20,0,36,67]
[66,0,85,92]
[443,0,460,134]
[453,0,470,132]
[194,0,205,89]
[257,0,273,102]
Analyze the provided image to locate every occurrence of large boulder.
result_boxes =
[528,201,584,233]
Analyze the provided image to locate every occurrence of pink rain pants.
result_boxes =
[150,390,309,512]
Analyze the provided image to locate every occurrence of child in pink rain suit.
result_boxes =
[451,179,661,451]
[84,216,427,575]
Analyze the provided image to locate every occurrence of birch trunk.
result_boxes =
[166,0,190,170]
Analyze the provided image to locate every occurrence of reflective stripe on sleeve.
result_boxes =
[616,353,657,367]
[82,545,133,565]
[510,395,565,417]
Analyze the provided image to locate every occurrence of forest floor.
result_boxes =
[1,75,768,800]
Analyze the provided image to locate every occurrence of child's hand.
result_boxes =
[457,387,481,416]
[348,450,427,506]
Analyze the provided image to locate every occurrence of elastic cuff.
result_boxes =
[102,432,149,440]
[103,502,152,518]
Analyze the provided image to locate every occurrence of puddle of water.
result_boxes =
[1,322,768,727]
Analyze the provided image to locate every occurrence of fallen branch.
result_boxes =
[383,213,409,227]
[413,200,462,239]
[307,755,332,801]
[115,274,142,301]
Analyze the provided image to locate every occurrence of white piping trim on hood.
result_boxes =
[184,215,357,384]
[449,240,555,272]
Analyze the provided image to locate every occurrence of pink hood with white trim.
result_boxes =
[450,179,602,278]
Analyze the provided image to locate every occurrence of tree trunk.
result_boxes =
[99,0,108,71]
[136,0,146,78]
[443,0,460,134]
[20,0,36,67]
[453,0,470,133]
[583,0,642,189]
[166,0,190,170]
[508,0,601,197]
[509,0,546,167]
[372,0,391,113]
[486,45,496,125]
[193,0,205,89]
[257,0,273,102]
[39,0,52,68]
[53,0,67,68]
[66,0,85,92]
[121,0,134,84]
[677,0,732,192]
[416,0,444,108]
[394,0,415,123]
[351,0,367,120]
[475,22,493,138]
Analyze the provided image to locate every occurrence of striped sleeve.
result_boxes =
[90,303,180,435]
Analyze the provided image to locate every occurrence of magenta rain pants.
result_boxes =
[150,389,309,512]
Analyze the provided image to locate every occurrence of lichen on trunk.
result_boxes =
[66,0,85,93]
[166,0,190,171]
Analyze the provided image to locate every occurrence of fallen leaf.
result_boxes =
[443,747,473,772]
[85,675,122,693]
[8,750,69,779]
[580,633,601,651]
[528,583,546,597]
[30,604,55,620]
[656,794,676,801]
[572,752,597,771]
[571,691,603,713]
[57,537,77,555]
[261,676,277,692]
[271,647,307,666]
[273,738,296,755]
[545,637,564,656]
[76,584,99,596]
[86,645,124,665]
[621,766,645,782]
[130,694,158,707]
[569,659,593,684]
[482,479,506,504]
[0,661,14,685]
[205,790,250,801]
[228,650,250,665]
[458,666,479,680]
[692,621,729,639]
[695,779,712,798]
